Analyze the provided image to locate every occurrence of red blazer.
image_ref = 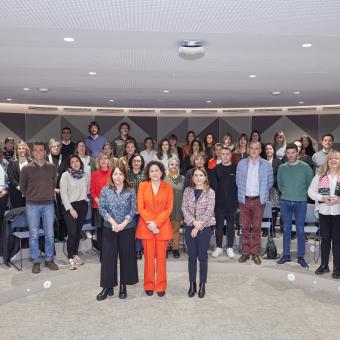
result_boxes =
[136,180,174,241]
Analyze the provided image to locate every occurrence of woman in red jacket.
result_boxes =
[136,160,173,297]
[90,152,112,253]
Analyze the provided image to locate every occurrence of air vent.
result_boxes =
[222,109,250,114]
[97,109,125,114]
[191,110,218,115]
[63,107,92,113]
[322,106,340,111]
[28,106,58,111]
[129,109,156,114]
[159,110,187,115]
[254,108,283,113]
[287,107,317,112]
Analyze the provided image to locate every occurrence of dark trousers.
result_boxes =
[239,198,265,255]
[100,226,139,288]
[62,200,88,259]
[92,208,103,254]
[185,226,213,284]
[215,208,236,248]
[319,214,340,269]
[55,194,67,241]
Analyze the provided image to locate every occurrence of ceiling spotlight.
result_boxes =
[248,74,256,78]
[108,99,115,102]
[302,43,312,48]
[6,98,12,101]
[39,88,49,92]
[163,90,169,93]
[64,37,75,42]
[293,91,301,95]
[179,40,204,60]
[23,87,30,91]
[206,100,212,103]
[299,101,304,104]
[88,72,96,75]
[271,91,281,96]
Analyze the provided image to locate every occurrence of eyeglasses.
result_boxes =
[133,159,142,163]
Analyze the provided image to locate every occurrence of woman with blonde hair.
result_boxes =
[165,157,185,258]
[274,131,287,160]
[102,142,117,168]
[308,151,340,279]
[90,152,112,254]
[8,141,32,208]
[182,167,215,298]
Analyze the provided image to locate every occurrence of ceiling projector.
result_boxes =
[179,40,204,60]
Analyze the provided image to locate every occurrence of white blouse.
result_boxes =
[308,174,340,216]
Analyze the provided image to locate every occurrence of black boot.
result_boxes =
[262,229,268,237]
[188,282,197,298]
[198,283,205,298]
[96,288,114,301]
[119,284,127,299]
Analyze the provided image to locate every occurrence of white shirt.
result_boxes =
[245,158,260,196]
[153,152,175,172]
[308,174,340,215]
[140,150,157,166]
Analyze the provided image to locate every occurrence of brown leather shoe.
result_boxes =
[45,260,59,271]
[238,254,250,263]
[252,255,261,265]
[32,262,40,274]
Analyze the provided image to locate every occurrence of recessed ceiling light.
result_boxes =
[302,43,312,48]
[163,90,169,93]
[23,87,30,91]
[64,37,75,42]
[6,98,12,101]
[109,99,115,102]
[206,100,212,103]
[271,91,281,96]
[172,73,176,76]
[293,91,301,95]
[248,74,256,78]
[39,88,49,92]
[299,101,304,104]
[88,72,96,75]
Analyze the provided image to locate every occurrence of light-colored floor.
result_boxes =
[1,236,340,340]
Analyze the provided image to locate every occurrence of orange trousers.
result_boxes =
[142,238,168,292]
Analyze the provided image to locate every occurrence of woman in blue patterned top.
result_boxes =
[96,162,138,301]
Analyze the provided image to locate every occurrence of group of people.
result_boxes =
[1,120,340,301]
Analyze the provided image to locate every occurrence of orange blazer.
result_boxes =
[136,180,174,241]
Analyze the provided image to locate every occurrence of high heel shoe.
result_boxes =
[188,282,197,298]
[198,283,205,298]
[96,288,114,301]
[119,284,127,299]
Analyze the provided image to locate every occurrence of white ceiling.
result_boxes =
[0,0,340,108]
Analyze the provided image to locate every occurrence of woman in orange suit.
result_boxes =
[136,160,173,297]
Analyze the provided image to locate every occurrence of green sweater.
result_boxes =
[277,161,313,202]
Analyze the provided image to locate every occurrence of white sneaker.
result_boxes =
[85,231,92,239]
[68,258,77,270]
[226,248,235,258]
[212,247,223,258]
[73,255,84,265]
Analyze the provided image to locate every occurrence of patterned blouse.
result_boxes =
[128,169,145,194]
[99,185,137,229]
[0,159,10,191]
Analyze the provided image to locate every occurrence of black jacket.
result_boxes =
[211,163,238,210]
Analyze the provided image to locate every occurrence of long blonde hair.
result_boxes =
[317,150,340,177]
[13,141,31,160]
[189,167,210,192]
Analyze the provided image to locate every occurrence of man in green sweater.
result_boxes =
[276,143,313,269]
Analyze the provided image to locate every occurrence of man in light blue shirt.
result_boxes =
[236,141,273,265]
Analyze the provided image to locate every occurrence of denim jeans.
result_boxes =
[280,199,307,258]
[26,203,55,262]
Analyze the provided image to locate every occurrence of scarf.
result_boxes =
[318,174,340,196]
[167,171,180,184]
[68,167,85,179]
